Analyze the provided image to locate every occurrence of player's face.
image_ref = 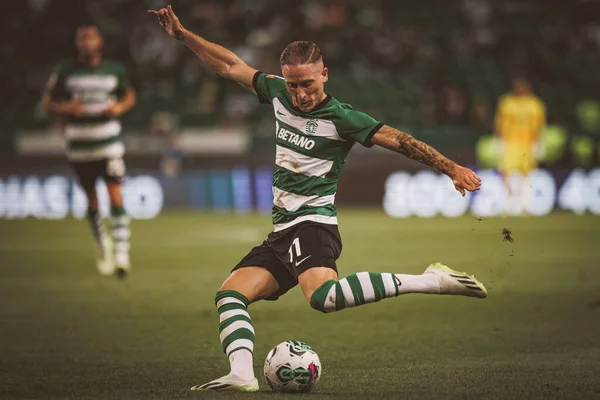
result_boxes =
[513,79,531,96]
[75,26,103,58]
[281,62,328,112]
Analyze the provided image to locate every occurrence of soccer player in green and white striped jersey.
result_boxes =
[150,6,487,392]
[43,24,136,278]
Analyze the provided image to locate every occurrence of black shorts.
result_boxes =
[70,157,126,192]
[233,221,343,300]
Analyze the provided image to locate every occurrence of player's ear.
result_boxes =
[321,67,329,83]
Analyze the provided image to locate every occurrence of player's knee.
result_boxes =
[309,280,337,313]
[218,279,235,293]
[217,279,256,304]
[214,289,249,309]
[219,267,280,304]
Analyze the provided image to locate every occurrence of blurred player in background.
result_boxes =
[494,78,546,211]
[42,23,136,278]
[150,5,485,392]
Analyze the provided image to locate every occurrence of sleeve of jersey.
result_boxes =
[336,107,384,148]
[252,71,286,105]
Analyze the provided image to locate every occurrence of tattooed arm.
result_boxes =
[372,125,456,175]
[371,125,481,196]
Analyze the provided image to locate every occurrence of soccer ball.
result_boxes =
[263,340,321,393]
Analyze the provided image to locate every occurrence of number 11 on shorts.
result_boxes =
[288,238,302,263]
[288,238,311,267]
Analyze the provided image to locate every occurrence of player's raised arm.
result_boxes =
[371,125,481,196]
[148,5,257,92]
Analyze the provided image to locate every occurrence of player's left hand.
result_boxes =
[147,5,185,40]
[449,165,481,197]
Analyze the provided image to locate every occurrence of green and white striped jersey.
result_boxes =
[252,71,383,231]
[47,59,131,161]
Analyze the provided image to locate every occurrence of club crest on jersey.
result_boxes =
[305,119,318,135]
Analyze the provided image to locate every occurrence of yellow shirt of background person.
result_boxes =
[494,79,546,175]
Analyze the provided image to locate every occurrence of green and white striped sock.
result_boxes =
[110,205,130,265]
[310,272,439,313]
[216,290,255,380]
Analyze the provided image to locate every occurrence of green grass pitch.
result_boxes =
[1,210,600,399]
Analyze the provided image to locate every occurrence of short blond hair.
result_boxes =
[280,41,322,66]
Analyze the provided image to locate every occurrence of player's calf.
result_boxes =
[197,269,280,391]
[215,290,255,380]
[85,200,114,276]
[86,206,108,254]
[106,179,130,277]
[309,272,403,313]
[110,204,131,275]
[309,265,486,313]
[191,291,259,390]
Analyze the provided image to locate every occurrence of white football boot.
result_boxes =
[190,373,259,392]
[114,252,130,280]
[96,236,115,276]
[424,262,488,298]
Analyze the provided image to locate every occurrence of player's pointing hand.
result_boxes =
[147,5,185,40]
[450,165,481,197]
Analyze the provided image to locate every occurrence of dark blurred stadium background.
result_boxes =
[3,2,600,399]
[1,0,600,217]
